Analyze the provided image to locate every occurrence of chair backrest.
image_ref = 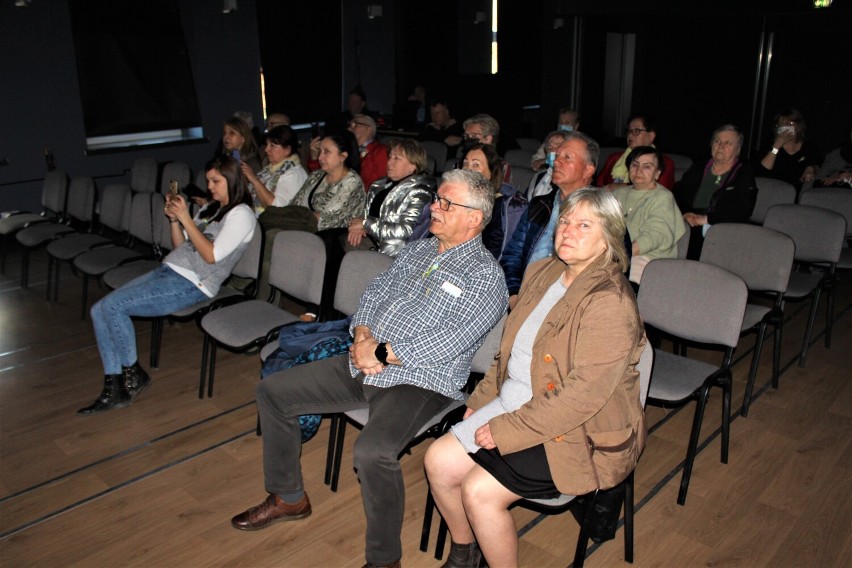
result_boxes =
[764,204,846,264]
[515,137,541,152]
[97,184,133,233]
[700,223,794,293]
[637,341,654,408]
[425,155,436,177]
[334,250,395,316]
[443,158,458,174]
[269,230,326,305]
[231,224,264,281]
[159,162,191,195]
[149,193,173,250]
[128,192,157,242]
[667,153,693,183]
[676,218,690,259]
[799,187,852,238]
[66,177,97,224]
[470,313,506,374]
[504,149,534,169]
[130,157,159,194]
[511,166,535,194]
[638,259,747,348]
[421,141,448,173]
[597,147,624,175]
[750,177,796,224]
[41,170,69,215]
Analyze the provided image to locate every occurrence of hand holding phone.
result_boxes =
[168,179,180,200]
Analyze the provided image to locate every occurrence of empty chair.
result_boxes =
[420,141,448,174]
[750,177,796,224]
[667,153,693,183]
[16,176,96,288]
[764,204,846,367]
[799,187,852,270]
[130,157,159,194]
[596,147,625,177]
[510,165,535,194]
[700,223,795,416]
[503,148,534,169]
[72,192,159,319]
[0,170,68,273]
[198,230,326,398]
[638,258,747,505]
[158,162,191,195]
[515,137,541,152]
[45,183,129,302]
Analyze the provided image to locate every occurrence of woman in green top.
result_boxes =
[612,146,686,283]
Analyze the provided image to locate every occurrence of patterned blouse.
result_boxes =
[291,169,365,231]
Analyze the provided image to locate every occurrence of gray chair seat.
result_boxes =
[784,271,824,298]
[46,233,111,261]
[0,214,46,235]
[648,350,720,401]
[741,303,772,330]
[15,223,75,247]
[171,287,244,318]
[201,301,300,348]
[73,246,146,276]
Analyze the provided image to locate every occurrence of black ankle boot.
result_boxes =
[122,361,151,401]
[441,542,486,568]
[77,374,131,416]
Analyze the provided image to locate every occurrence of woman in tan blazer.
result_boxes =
[425,188,647,568]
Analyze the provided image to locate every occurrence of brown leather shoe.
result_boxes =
[231,493,311,531]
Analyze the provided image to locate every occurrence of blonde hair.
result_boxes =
[559,187,629,272]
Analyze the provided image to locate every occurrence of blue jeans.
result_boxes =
[91,265,206,374]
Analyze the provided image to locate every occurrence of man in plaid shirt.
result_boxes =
[232,169,508,568]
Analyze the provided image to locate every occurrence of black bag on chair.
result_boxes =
[258,204,318,233]
[569,481,627,543]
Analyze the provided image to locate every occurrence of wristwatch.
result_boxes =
[771,147,779,155]
[374,342,388,365]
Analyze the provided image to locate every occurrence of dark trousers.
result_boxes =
[255,354,452,565]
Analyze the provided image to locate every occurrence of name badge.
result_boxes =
[441,281,462,298]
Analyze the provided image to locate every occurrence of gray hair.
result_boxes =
[710,124,744,151]
[563,131,600,170]
[544,130,569,148]
[441,168,495,227]
[353,113,377,139]
[558,187,629,272]
[463,113,500,139]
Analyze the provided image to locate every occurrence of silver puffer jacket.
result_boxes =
[363,173,436,256]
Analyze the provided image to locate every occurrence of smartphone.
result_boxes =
[231,148,241,162]
[168,179,180,200]
[311,122,323,138]
[776,125,795,136]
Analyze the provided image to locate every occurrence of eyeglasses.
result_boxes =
[625,128,649,136]
[349,121,370,129]
[432,194,478,211]
[629,161,658,172]
[463,132,485,140]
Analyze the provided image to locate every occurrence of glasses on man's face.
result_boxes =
[629,161,658,172]
[432,194,478,211]
[463,132,484,141]
[625,128,649,136]
[349,121,370,129]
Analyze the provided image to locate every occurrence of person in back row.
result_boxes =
[241,125,307,216]
[596,114,676,190]
[500,131,599,309]
[530,108,581,170]
[230,168,508,568]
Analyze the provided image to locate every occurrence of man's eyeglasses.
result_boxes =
[432,194,478,211]
[625,128,649,136]
[463,132,484,140]
[349,121,371,129]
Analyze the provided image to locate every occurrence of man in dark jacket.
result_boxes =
[500,132,598,308]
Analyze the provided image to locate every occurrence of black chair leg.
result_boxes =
[420,487,436,553]
[572,490,600,568]
[324,415,339,486]
[624,473,634,563]
[741,322,767,418]
[46,256,53,300]
[825,279,835,348]
[799,288,821,367]
[678,389,710,506]
[435,517,448,560]
[772,316,783,389]
[207,341,218,398]
[721,375,731,464]
[199,335,210,399]
[330,418,347,492]
[150,318,163,369]
[80,275,89,320]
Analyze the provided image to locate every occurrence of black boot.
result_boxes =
[441,542,486,568]
[77,374,131,416]
[122,361,151,401]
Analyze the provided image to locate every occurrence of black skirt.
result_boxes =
[470,443,561,499]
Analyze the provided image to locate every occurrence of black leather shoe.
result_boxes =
[77,374,131,416]
[231,493,311,531]
[122,361,151,401]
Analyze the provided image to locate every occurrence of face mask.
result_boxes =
[461,138,480,154]
[558,124,574,133]
[546,151,556,168]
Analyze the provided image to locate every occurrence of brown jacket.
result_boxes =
[466,254,646,495]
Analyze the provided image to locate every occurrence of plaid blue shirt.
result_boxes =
[350,235,508,399]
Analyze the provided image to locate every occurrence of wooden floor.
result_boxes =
[1,243,850,568]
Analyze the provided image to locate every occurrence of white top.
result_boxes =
[270,165,308,207]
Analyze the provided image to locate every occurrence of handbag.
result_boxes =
[258,204,318,233]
